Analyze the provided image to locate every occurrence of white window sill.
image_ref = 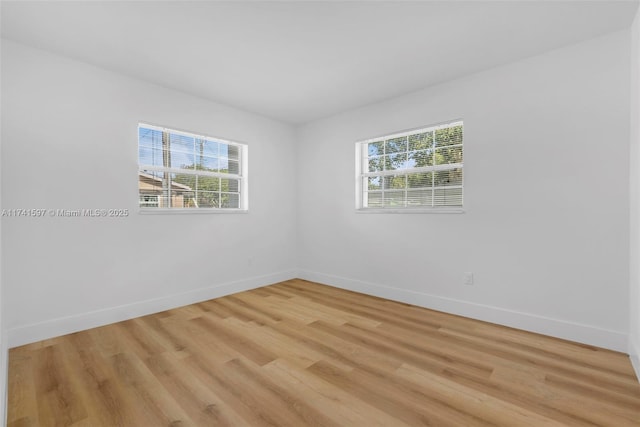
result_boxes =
[356,208,464,214]
[139,208,248,215]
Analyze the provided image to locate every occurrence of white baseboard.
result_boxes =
[630,337,640,382]
[8,270,298,348]
[298,270,628,353]
[7,269,631,355]
[0,330,7,427]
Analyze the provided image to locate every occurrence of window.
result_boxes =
[356,120,463,211]
[138,124,248,211]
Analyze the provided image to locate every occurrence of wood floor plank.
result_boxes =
[143,351,247,426]
[109,352,194,426]
[264,358,413,427]
[61,333,136,426]
[7,349,38,427]
[437,324,640,393]
[223,357,342,427]
[182,354,282,426]
[396,362,566,427]
[192,314,278,366]
[310,320,494,380]
[307,359,495,427]
[8,279,640,426]
[221,317,322,369]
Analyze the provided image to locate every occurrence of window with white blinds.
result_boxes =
[138,124,248,211]
[356,121,463,210]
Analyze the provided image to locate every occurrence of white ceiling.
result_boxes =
[1,1,638,124]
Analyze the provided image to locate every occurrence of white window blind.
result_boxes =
[138,124,248,211]
[356,120,463,210]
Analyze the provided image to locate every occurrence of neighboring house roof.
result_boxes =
[139,171,192,192]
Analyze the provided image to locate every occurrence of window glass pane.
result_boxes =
[383,191,406,207]
[434,146,463,165]
[138,146,164,167]
[227,160,240,175]
[384,175,406,190]
[138,128,164,167]
[181,191,197,208]
[408,149,433,167]
[221,178,239,193]
[139,170,164,206]
[388,153,410,169]
[434,187,463,206]
[169,133,195,170]
[218,143,230,159]
[222,193,239,208]
[139,170,174,207]
[139,194,159,208]
[218,158,228,173]
[434,169,463,187]
[368,141,384,156]
[198,138,218,156]
[385,136,407,154]
[368,156,384,172]
[407,189,433,206]
[367,176,382,190]
[172,173,195,192]
[228,144,240,161]
[197,156,218,172]
[435,125,463,147]
[367,192,383,208]
[140,170,163,187]
[169,173,193,208]
[157,195,170,208]
[169,133,194,153]
[407,172,432,188]
[197,191,219,208]
[196,139,218,171]
[138,128,163,148]
[199,175,221,192]
[408,131,433,151]
[384,155,396,171]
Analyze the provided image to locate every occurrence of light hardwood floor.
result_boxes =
[7,279,640,426]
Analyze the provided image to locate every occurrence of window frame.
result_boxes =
[138,123,249,214]
[355,120,464,213]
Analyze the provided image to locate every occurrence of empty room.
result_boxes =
[1,0,640,425]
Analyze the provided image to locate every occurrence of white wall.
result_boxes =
[297,30,631,351]
[1,40,298,347]
[0,56,5,427]
[630,6,640,379]
[0,177,5,427]
[0,27,6,425]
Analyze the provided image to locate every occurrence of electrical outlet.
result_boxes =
[464,272,474,286]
